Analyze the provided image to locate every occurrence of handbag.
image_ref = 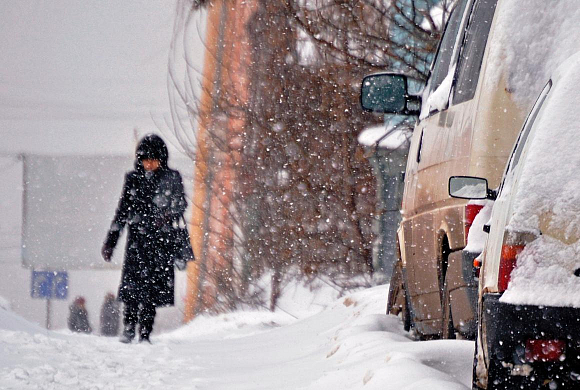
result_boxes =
[171,216,195,270]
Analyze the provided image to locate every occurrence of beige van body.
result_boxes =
[393,0,529,338]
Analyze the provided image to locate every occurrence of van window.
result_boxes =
[452,0,498,105]
[427,0,468,98]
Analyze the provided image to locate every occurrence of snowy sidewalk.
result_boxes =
[0,286,473,390]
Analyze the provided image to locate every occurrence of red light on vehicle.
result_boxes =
[525,339,566,362]
[498,244,524,292]
[473,257,482,278]
[465,204,484,244]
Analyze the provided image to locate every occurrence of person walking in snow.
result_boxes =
[99,292,121,337]
[101,134,187,343]
[68,296,92,334]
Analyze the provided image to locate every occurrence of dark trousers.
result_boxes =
[123,301,156,338]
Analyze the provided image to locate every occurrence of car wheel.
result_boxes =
[401,288,411,332]
[441,274,456,339]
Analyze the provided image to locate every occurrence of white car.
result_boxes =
[449,52,580,389]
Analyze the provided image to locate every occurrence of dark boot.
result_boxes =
[120,302,138,344]
[119,324,135,344]
[138,303,156,343]
[138,333,151,344]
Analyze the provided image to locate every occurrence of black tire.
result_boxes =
[402,288,411,332]
[441,274,456,339]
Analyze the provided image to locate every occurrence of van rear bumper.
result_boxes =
[482,294,580,387]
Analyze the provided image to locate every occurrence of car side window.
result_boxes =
[427,0,469,97]
[452,0,498,105]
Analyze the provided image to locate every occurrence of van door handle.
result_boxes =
[483,224,491,233]
[416,131,424,163]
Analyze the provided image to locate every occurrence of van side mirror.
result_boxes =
[360,73,421,115]
[449,176,496,200]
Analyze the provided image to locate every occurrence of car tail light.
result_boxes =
[473,256,482,278]
[498,244,524,292]
[498,230,536,292]
[465,204,484,245]
[525,339,566,362]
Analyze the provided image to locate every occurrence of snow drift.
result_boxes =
[0,286,474,389]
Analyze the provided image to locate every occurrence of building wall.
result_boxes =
[185,0,256,321]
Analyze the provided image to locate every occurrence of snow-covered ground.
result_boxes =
[0,285,473,390]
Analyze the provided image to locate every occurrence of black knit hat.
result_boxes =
[135,134,168,167]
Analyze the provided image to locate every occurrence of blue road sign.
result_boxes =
[31,271,68,300]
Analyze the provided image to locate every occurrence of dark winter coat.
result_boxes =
[99,295,120,336]
[103,135,187,307]
[68,301,92,334]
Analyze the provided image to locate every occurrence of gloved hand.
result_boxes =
[174,258,186,271]
[101,244,114,262]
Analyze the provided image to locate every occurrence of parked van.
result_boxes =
[361,0,542,339]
